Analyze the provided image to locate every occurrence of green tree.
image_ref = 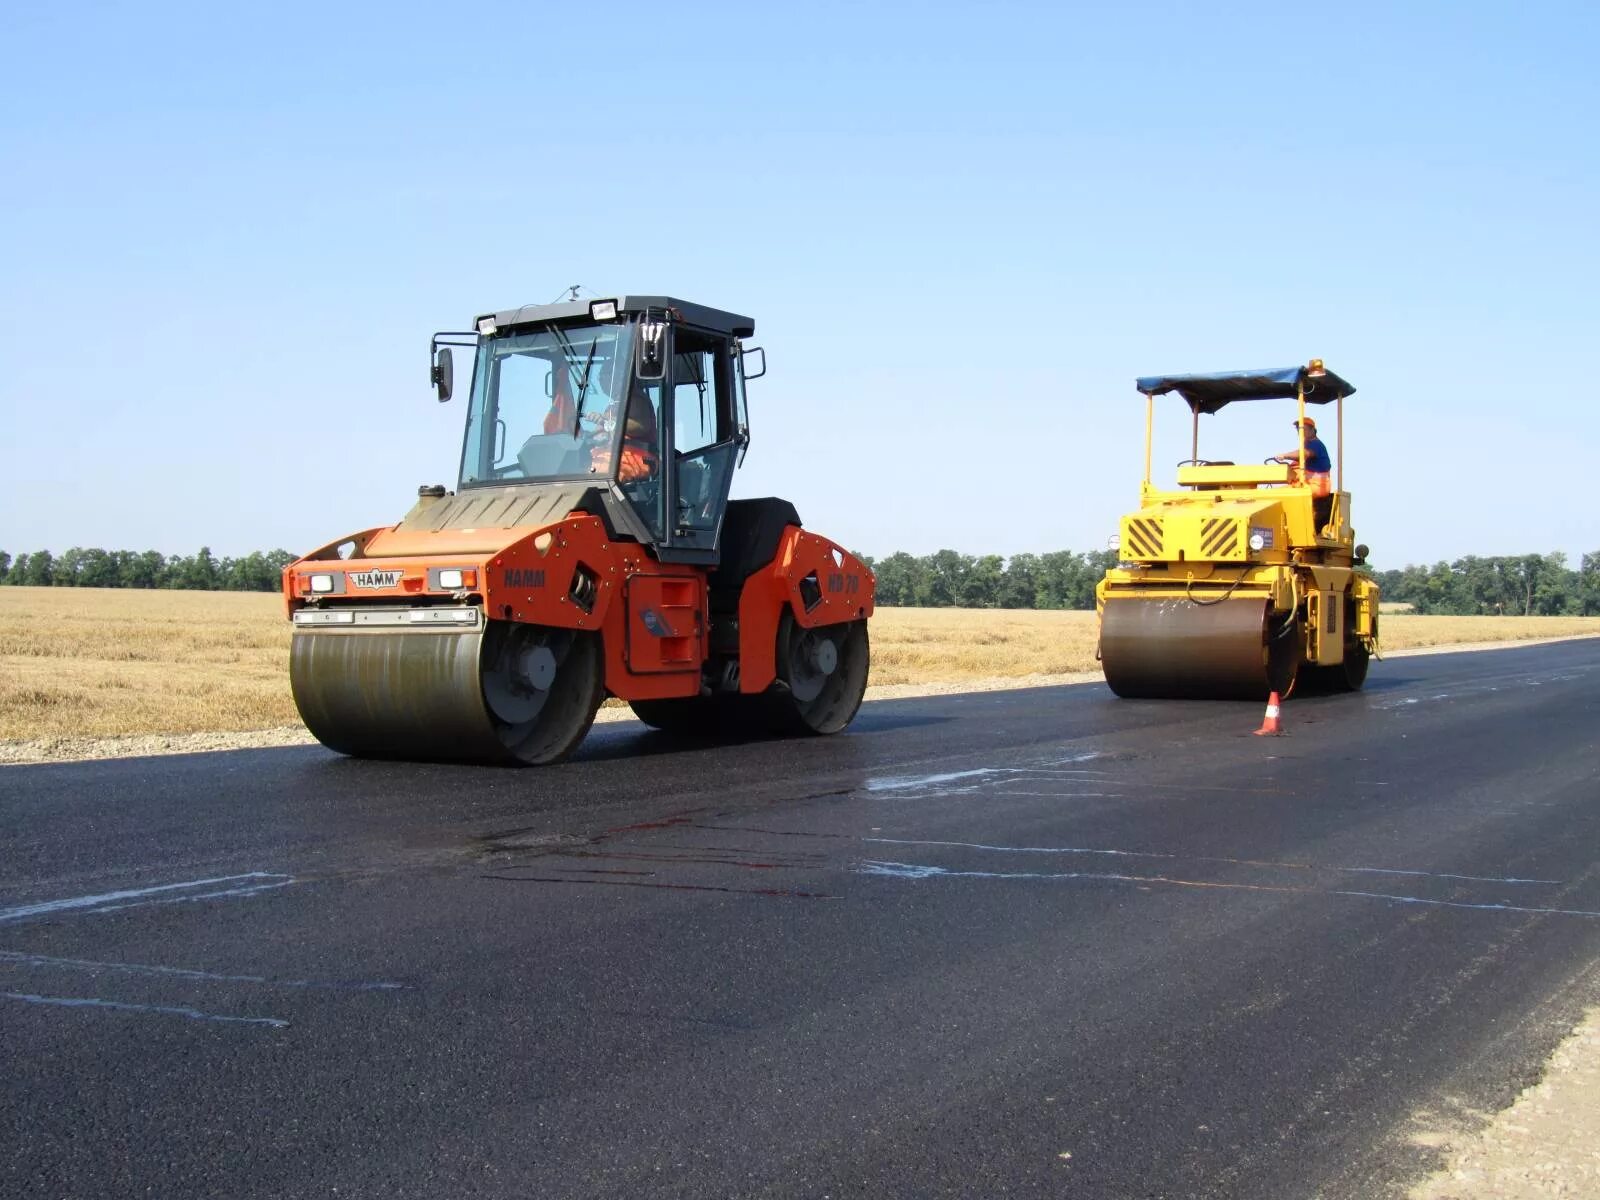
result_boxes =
[960,554,1005,608]
[76,548,122,589]
[169,546,219,590]
[22,550,54,586]
[917,550,970,607]
[1580,551,1600,616]
[998,553,1039,609]
[1,553,21,584]
[871,552,922,606]
[121,550,167,588]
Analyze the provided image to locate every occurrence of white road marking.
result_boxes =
[0,872,293,924]
[861,837,1560,885]
[0,950,406,991]
[856,861,1600,919]
[3,991,288,1028]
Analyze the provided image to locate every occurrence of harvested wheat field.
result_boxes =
[2,587,1598,746]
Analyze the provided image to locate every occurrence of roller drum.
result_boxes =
[1100,596,1298,700]
[291,627,518,763]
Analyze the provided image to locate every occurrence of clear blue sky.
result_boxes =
[2,0,1596,569]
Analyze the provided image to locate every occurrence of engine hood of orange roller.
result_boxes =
[362,483,604,557]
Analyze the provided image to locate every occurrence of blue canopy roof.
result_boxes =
[1135,365,1355,414]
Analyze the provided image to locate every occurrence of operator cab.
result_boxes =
[433,296,760,564]
[1136,362,1355,543]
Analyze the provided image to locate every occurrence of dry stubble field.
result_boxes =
[2,586,1598,744]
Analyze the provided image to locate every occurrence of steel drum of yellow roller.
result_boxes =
[289,610,605,765]
[1099,596,1300,700]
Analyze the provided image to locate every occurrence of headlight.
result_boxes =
[1248,532,1266,552]
[293,609,354,625]
[437,568,464,590]
[1107,533,1122,551]
[309,573,336,594]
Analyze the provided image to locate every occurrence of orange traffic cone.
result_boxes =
[1254,691,1284,736]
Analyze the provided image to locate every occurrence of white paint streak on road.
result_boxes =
[0,872,293,924]
[3,991,289,1028]
[861,837,1560,886]
[865,768,1007,792]
[856,861,1600,919]
[90,880,294,915]
[0,950,407,991]
[0,873,294,924]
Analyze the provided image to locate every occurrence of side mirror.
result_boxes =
[741,345,767,380]
[636,320,666,380]
[431,347,454,403]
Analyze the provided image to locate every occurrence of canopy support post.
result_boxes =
[1191,406,1199,466]
[1143,393,1153,487]
[1297,382,1307,478]
[1337,393,1344,493]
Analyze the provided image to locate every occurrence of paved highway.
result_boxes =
[3,640,1598,1198]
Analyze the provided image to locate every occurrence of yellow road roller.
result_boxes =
[1096,362,1379,699]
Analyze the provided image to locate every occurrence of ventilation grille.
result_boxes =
[1201,518,1239,559]
[1125,517,1163,558]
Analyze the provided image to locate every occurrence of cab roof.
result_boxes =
[1135,364,1355,414]
[475,295,755,339]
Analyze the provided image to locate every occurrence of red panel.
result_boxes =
[624,574,706,673]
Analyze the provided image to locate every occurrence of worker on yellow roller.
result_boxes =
[1274,416,1333,529]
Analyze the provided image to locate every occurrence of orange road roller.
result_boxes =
[284,295,874,764]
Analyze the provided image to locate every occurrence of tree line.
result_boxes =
[857,548,1600,614]
[3,544,1597,612]
[0,547,294,592]
[861,550,1122,609]
[1373,552,1600,616]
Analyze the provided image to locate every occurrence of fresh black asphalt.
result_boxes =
[3,640,1598,1198]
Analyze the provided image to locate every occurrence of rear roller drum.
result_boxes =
[1300,598,1371,695]
[631,615,870,740]
[766,612,870,735]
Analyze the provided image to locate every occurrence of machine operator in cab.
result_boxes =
[542,364,660,483]
[1274,417,1333,530]
[600,386,660,483]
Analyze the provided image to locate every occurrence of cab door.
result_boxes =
[662,329,742,560]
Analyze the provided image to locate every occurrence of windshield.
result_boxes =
[459,324,637,487]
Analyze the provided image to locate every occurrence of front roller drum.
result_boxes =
[1100,596,1299,701]
[291,619,604,765]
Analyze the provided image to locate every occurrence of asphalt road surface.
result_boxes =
[4,641,1599,1199]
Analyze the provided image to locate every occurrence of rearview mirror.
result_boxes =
[636,320,666,380]
[431,347,454,403]
[741,345,767,380]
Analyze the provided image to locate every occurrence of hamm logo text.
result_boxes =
[349,570,403,589]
